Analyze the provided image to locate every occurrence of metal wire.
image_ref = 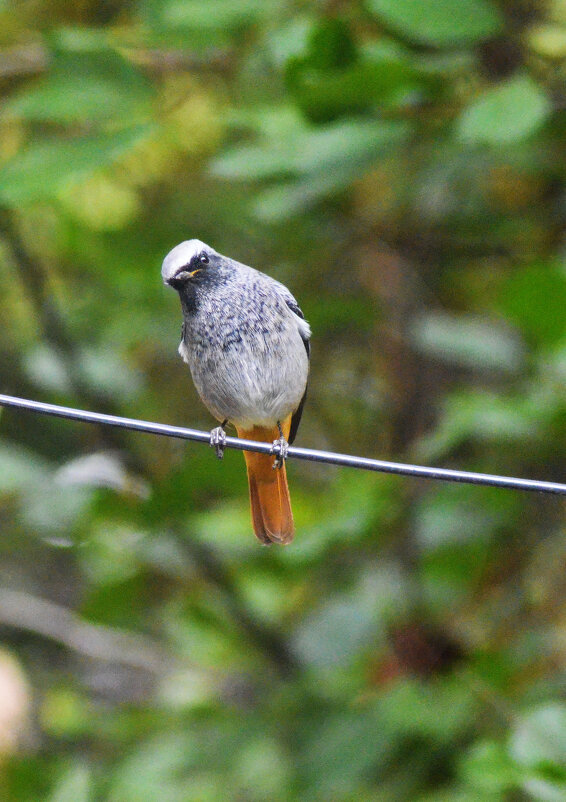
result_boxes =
[1,392,565,496]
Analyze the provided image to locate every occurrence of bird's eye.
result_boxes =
[199,253,209,264]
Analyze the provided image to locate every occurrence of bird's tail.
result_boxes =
[236,420,294,545]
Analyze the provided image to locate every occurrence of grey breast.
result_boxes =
[181,265,309,428]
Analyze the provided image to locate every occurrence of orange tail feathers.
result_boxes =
[236,420,294,545]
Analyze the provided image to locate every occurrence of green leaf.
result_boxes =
[234,739,289,799]
[213,116,410,220]
[460,740,520,793]
[0,127,150,204]
[209,107,306,180]
[252,174,344,221]
[368,0,503,47]
[415,484,515,550]
[497,263,566,347]
[24,481,91,538]
[286,57,421,123]
[293,598,377,667]
[415,390,539,462]
[210,144,297,181]
[7,45,152,124]
[299,17,358,71]
[267,15,313,68]
[294,119,410,174]
[410,311,524,373]
[108,733,195,802]
[292,566,404,666]
[158,0,267,31]
[510,703,566,769]
[49,764,92,802]
[300,710,393,798]
[78,347,143,400]
[0,444,49,492]
[520,777,566,802]
[212,118,410,182]
[379,676,477,741]
[458,75,551,145]
[23,345,73,394]
[214,118,410,221]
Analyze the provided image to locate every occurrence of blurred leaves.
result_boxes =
[0,0,566,801]
[49,765,92,802]
[292,566,401,667]
[460,740,520,796]
[510,703,566,770]
[299,707,392,798]
[368,0,503,47]
[212,114,411,220]
[211,115,410,181]
[411,311,524,372]
[457,75,552,145]
[461,704,566,800]
[0,127,150,204]
[107,732,195,802]
[415,389,540,461]
[150,0,268,34]
[498,263,566,347]
[284,19,422,122]
[0,442,48,493]
[6,38,152,125]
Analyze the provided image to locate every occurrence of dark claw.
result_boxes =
[271,436,289,470]
[210,425,227,459]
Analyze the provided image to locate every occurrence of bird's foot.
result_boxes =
[210,420,228,459]
[271,423,289,470]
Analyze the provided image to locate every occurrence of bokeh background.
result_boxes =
[0,1,565,799]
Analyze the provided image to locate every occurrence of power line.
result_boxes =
[1,392,565,496]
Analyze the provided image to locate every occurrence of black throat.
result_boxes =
[175,269,224,317]
[177,281,199,316]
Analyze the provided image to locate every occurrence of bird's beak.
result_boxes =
[165,269,201,288]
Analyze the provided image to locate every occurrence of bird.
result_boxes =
[161,239,310,545]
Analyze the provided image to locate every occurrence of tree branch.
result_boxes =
[0,588,170,673]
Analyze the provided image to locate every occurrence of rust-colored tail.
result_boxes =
[236,420,294,545]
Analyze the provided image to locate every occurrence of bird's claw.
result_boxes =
[271,436,289,470]
[210,426,227,459]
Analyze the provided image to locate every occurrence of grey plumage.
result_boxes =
[162,239,310,543]
[162,239,310,434]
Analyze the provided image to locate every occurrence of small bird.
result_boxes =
[162,240,310,544]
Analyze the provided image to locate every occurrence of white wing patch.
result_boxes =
[178,339,190,364]
[295,314,311,341]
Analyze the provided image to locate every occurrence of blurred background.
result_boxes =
[0,0,565,799]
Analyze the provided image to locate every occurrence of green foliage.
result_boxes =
[457,74,552,145]
[368,0,503,47]
[1,1,566,801]
[149,0,268,34]
[0,128,150,204]
[461,704,566,799]
[6,35,152,124]
[49,765,92,802]
[499,263,566,347]
[212,113,411,220]
[284,19,421,123]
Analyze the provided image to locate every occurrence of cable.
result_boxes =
[1,393,565,496]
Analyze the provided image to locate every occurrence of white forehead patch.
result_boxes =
[161,239,216,283]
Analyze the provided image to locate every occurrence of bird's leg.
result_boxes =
[271,421,289,470]
[210,419,228,459]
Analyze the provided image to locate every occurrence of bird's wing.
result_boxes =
[268,275,310,348]
[282,295,310,444]
[284,297,310,357]
[265,276,310,444]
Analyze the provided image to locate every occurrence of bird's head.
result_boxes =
[161,240,220,290]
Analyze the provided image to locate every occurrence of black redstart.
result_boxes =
[162,240,310,544]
